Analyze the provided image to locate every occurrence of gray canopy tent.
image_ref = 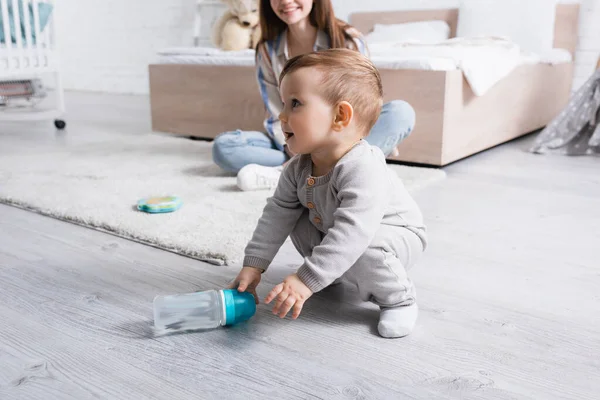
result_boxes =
[530,58,600,156]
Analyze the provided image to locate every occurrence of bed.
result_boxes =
[148,4,579,166]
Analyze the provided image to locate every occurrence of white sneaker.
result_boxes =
[237,164,283,191]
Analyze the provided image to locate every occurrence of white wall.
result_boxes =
[56,0,599,95]
[572,0,600,88]
[55,0,197,94]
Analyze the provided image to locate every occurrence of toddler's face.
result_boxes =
[279,67,335,155]
[270,0,313,26]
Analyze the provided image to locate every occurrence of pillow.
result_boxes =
[456,0,557,54]
[0,1,54,45]
[365,20,451,45]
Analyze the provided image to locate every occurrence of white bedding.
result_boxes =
[156,47,256,68]
[369,37,571,95]
[156,38,572,96]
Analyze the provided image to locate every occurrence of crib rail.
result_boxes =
[1,0,64,123]
[1,0,56,74]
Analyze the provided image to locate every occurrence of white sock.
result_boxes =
[236,164,283,191]
[377,304,418,338]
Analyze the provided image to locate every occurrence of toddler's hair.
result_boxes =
[279,49,383,134]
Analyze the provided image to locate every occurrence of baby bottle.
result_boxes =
[153,289,256,335]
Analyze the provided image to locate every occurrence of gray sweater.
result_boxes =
[243,140,427,292]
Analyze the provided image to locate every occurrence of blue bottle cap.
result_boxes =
[221,289,256,326]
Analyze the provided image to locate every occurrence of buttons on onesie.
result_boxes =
[306,175,321,226]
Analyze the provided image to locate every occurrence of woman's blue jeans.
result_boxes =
[212,100,416,173]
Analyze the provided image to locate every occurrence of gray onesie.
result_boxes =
[244,140,427,308]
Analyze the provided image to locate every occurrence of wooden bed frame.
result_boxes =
[149,4,579,166]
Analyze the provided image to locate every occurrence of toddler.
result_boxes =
[229,49,427,338]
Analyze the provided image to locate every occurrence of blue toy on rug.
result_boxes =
[137,196,182,213]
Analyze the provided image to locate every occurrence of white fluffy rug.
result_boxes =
[0,132,445,265]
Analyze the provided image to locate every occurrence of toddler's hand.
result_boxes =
[229,266,262,304]
[265,273,313,319]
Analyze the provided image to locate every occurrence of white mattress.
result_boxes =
[156,39,572,96]
[157,47,256,66]
[522,48,573,65]
[156,44,571,69]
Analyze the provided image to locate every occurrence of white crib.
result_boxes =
[0,0,65,129]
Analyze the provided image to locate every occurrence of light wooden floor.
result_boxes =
[1,92,599,399]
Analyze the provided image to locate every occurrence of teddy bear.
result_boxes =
[212,0,262,51]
